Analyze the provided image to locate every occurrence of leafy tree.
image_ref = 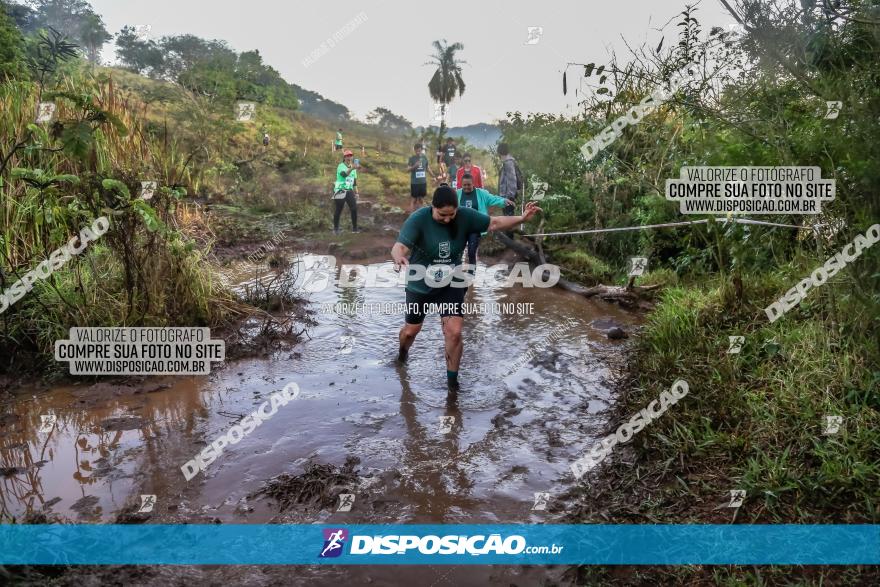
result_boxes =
[0,1,26,80]
[114,26,164,76]
[76,10,109,63]
[366,106,413,133]
[15,0,110,59]
[3,0,35,31]
[291,83,349,121]
[115,32,298,109]
[426,39,466,144]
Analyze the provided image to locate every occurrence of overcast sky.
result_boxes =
[91,0,734,126]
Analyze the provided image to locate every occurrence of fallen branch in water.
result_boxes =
[494,232,659,310]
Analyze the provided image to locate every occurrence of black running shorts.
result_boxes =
[404,287,466,325]
[410,183,427,199]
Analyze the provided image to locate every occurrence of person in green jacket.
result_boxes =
[457,173,514,266]
[332,150,359,234]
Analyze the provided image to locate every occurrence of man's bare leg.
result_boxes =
[441,316,463,388]
[398,322,422,362]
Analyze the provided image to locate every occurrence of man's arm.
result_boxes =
[487,201,542,233]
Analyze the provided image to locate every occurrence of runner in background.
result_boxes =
[332,150,359,234]
[438,137,457,187]
[334,128,344,151]
[434,142,449,185]
[497,143,523,217]
[391,186,542,390]
[455,153,483,189]
[443,138,457,168]
[448,152,461,189]
[407,143,432,213]
[457,173,513,266]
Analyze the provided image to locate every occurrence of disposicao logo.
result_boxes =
[319,528,348,558]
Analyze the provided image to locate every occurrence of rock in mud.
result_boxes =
[100,416,146,431]
[606,327,628,340]
[591,318,628,339]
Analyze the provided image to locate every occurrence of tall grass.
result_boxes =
[0,65,237,374]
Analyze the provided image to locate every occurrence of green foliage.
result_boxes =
[630,271,880,522]
[115,30,299,110]
[0,2,26,80]
[10,0,110,63]
[552,4,880,553]
[553,249,614,285]
[0,66,234,371]
[366,107,413,133]
[24,25,78,85]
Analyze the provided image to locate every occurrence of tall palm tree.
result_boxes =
[426,39,466,146]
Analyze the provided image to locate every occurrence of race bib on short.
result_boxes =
[415,171,426,179]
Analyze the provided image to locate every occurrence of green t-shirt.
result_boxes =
[443,144,456,166]
[396,206,491,294]
[408,154,429,185]
[335,132,343,145]
[334,163,356,191]
[461,189,478,210]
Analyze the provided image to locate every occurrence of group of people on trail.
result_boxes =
[327,136,533,391]
[397,140,530,390]
[425,138,487,192]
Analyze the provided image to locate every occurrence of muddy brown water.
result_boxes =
[0,254,639,585]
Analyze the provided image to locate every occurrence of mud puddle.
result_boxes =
[0,253,639,585]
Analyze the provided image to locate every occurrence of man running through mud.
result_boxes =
[408,143,432,213]
[391,185,542,390]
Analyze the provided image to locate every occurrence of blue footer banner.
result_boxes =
[1,525,878,565]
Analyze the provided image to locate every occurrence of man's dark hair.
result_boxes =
[446,137,454,143]
[432,186,459,208]
[414,143,422,150]
[497,143,510,156]
[462,173,474,181]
